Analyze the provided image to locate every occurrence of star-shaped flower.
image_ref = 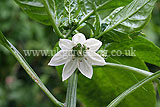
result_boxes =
[48,33,106,81]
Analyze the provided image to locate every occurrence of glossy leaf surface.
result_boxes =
[56,56,156,107]
[105,36,160,67]
[14,0,63,25]
[77,56,156,107]
[99,0,157,38]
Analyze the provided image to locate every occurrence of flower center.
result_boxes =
[72,43,86,57]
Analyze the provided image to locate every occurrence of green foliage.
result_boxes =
[63,0,79,22]
[14,0,51,25]
[108,69,160,107]
[84,0,133,13]
[78,57,156,107]
[14,0,64,26]
[14,0,134,36]
[105,36,160,67]
[0,31,64,106]
[56,56,156,107]
[0,75,57,107]
[0,1,63,106]
[1,0,160,106]
[98,0,157,39]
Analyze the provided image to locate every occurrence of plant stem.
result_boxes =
[79,0,112,25]
[79,10,94,25]
[65,26,77,38]
[65,71,78,107]
[106,62,153,77]
[107,70,160,107]
[42,0,64,38]
[65,0,112,38]
[4,40,64,107]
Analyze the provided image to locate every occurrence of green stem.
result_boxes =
[4,40,64,107]
[79,10,94,25]
[106,62,153,76]
[65,0,112,38]
[79,0,112,25]
[107,70,160,107]
[42,0,64,38]
[65,72,78,107]
[65,26,77,38]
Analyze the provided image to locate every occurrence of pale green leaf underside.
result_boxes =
[64,0,79,19]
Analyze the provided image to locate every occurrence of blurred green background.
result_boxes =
[0,0,160,107]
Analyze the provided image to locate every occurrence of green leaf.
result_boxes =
[77,56,156,107]
[108,69,160,107]
[105,36,160,67]
[56,56,156,107]
[98,0,157,38]
[64,0,80,21]
[0,31,63,106]
[158,83,160,96]
[14,0,63,26]
[60,0,81,30]
[84,0,133,12]
[79,0,133,25]
[14,0,51,25]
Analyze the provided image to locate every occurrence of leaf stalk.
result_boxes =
[107,70,160,107]
[42,0,64,38]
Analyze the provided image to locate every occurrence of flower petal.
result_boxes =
[72,33,86,45]
[48,50,71,66]
[78,58,93,79]
[62,58,78,81]
[85,51,106,65]
[59,39,73,50]
[84,38,102,51]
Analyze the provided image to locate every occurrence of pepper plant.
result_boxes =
[0,0,160,107]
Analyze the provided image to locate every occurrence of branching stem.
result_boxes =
[65,0,112,38]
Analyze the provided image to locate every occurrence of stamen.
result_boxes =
[79,60,82,62]
[72,56,75,60]
[72,43,87,57]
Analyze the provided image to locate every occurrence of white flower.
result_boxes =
[48,33,106,81]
